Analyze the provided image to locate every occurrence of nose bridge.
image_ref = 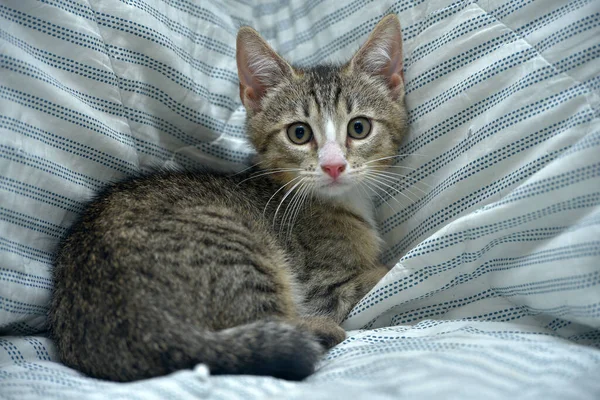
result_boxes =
[324,116,338,143]
[319,140,345,165]
[318,116,346,167]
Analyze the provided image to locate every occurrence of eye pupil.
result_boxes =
[354,122,363,134]
[348,117,371,140]
[287,123,312,144]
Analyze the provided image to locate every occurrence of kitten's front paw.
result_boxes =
[298,316,346,349]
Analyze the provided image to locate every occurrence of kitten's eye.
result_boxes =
[348,117,372,140]
[286,123,313,145]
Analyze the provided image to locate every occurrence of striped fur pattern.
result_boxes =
[2,0,599,398]
[48,15,408,382]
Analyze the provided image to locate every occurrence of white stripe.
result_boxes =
[325,118,337,142]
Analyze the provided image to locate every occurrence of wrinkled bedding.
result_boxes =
[1,0,599,398]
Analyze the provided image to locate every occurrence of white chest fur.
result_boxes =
[333,185,378,231]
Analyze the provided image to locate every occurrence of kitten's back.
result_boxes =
[49,171,323,381]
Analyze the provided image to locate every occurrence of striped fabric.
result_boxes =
[1,0,599,398]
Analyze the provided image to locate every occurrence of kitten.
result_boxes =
[49,14,408,382]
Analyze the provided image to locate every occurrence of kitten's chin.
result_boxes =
[315,182,355,198]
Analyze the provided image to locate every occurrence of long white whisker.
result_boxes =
[358,164,434,191]
[360,180,397,213]
[290,182,313,240]
[367,171,423,199]
[281,180,307,237]
[371,171,431,194]
[363,177,405,207]
[372,174,419,202]
[364,154,428,165]
[371,169,433,190]
[236,168,303,186]
[263,176,303,217]
[250,168,303,175]
[229,161,263,176]
[287,182,313,241]
[365,173,416,204]
[363,176,404,205]
[357,181,372,201]
[273,178,305,228]
[381,164,418,171]
[371,164,420,172]
[385,165,440,180]
[288,183,311,236]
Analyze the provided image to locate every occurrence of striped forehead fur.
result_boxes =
[239,14,408,204]
[249,62,402,134]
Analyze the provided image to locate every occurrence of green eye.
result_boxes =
[348,117,372,139]
[286,123,313,145]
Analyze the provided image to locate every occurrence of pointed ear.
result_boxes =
[350,14,404,99]
[236,27,295,112]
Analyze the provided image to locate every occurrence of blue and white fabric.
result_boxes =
[1,0,599,398]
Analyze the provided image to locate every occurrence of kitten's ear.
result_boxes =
[350,14,404,99]
[236,27,295,112]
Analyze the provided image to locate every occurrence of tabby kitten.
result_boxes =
[49,14,408,382]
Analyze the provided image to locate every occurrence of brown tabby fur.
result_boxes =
[49,14,408,382]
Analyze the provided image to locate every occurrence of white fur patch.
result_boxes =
[364,38,393,72]
[318,141,345,167]
[248,50,280,84]
[325,118,336,142]
[335,185,378,230]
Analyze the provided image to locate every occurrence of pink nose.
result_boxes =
[321,163,346,179]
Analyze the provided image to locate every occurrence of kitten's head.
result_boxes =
[236,15,408,198]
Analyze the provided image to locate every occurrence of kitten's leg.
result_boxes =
[357,264,389,296]
[297,316,346,349]
[324,264,389,324]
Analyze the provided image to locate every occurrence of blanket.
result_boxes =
[1,0,599,398]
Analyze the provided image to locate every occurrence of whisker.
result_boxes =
[372,170,434,190]
[372,164,419,172]
[364,153,428,165]
[289,182,313,240]
[382,165,418,171]
[363,177,405,207]
[263,176,303,217]
[360,180,397,213]
[273,178,305,228]
[359,162,434,191]
[252,167,303,173]
[368,172,421,201]
[228,161,264,176]
[364,173,416,204]
[367,171,427,197]
[385,165,440,180]
[287,182,313,241]
[281,180,307,236]
[249,168,303,176]
[236,168,302,186]
[357,181,372,201]
[356,164,434,191]
[277,183,303,233]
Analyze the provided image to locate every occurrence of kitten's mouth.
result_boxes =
[322,177,347,188]
[317,179,353,197]
[325,180,342,186]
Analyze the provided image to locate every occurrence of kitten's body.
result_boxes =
[52,169,384,381]
[50,15,408,382]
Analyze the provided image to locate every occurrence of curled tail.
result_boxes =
[200,320,324,380]
[55,318,325,382]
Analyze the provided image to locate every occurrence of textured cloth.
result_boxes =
[1,0,599,398]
